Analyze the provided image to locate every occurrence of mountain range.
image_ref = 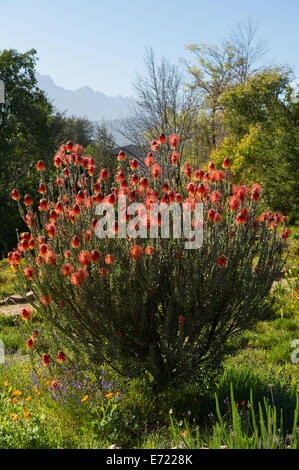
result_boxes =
[36,73,135,121]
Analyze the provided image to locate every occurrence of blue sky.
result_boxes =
[1,0,298,96]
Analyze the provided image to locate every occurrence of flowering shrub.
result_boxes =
[8,137,290,389]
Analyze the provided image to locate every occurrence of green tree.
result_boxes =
[212,68,299,219]
[0,49,54,256]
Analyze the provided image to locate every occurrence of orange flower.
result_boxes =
[70,269,88,287]
[11,189,20,200]
[20,307,31,320]
[130,244,143,260]
[105,254,115,265]
[26,338,34,350]
[223,157,230,169]
[72,236,80,248]
[24,411,31,419]
[42,354,51,366]
[61,263,74,277]
[99,268,110,276]
[24,194,33,206]
[145,246,154,256]
[57,350,66,362]
[169,133,180,149]
[78,250,91,267]
[41,294,53,306]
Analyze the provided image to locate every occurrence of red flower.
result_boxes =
[232,185,248,201]
[223,157,230,169]
[54,156,62,167]
[210,191,222,205]
[40,244,49,257]
[21,307,31,320]
[228,195,241,211]
[140,177,149,188]
[100,168,109,181]
[45,251,56,265]
[151,164,162,179]
[23,265,34,280]
[72,236,80,248]
[42,354,51,366]
[107,193,116,205]
[99,268,110,276]
[38,183,47,194]
[27,338,34,350]
[281,228,291,241]
[183,162,193,179]
[24,194,33,206]
[66,140,73,152]
[130,244,143,260]
[217,255,228,267]
[38,199,48,211]
[251,183,262,202]
[145,246,154,256]
[208,162,215,172]
[105,254,115,265]
[91,249,101,262]
[169,134,180,149]
[178,315,185,323]
[229,230,235,238]
[50,210,58,222]
[70,269,88,287]
[194,169,204,181]
[236,207,250,224]
[158,133,167,144]
[36,160,45,171]
[171,151,180,166]
[208,209,216,221]
[129,159,138,170]
[11,189,20,200]
[78,250,91,267]
[118,150,126,161]
[61,263,74,277]
[210,170,225,182]
[145,153,155,167]
[57,350,66,362]
[151,140,160,151]
[41,295,53,306]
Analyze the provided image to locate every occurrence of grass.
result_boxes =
[0,231,298,449]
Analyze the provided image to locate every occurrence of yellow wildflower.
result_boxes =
[25,396,31,402]
[106,393,113,399]
[81,395,88,403]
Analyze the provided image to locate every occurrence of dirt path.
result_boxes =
[0,303,34,317]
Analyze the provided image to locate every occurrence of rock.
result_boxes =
[108,444,122,449]
[26,291,34,301]
[7,295,26,304]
